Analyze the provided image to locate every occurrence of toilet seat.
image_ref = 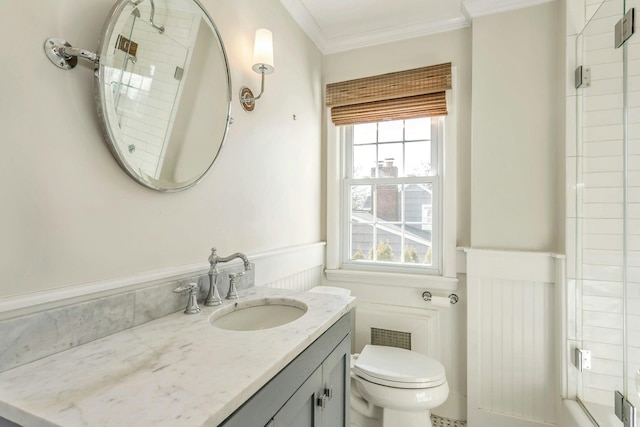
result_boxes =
[352,345,446,389]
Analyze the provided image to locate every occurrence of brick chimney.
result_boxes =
[375,158,399,221]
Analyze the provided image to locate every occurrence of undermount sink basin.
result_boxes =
[209,298,307,331]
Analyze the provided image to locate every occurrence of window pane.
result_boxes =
[377,144,403,177]
[375,184,401,222]
[404,183,433,266]
[404,183,432,224]
[351,185,372,215]
[353,145,376,178]
[404,221,432,266]
[378,120,403,142]
[353,123,377,145]
[350,223,373,261]
[374,231,401,262]
[405,142,431,176]
[403,239,432,266]
[405,117,431,140]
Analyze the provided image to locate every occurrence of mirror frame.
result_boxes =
[94,0,232,192]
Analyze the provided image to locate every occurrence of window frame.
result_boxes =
[325,69,457,286]
[341,118,443,275]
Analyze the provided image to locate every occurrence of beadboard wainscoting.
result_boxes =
[466,249,565,427]
[0,243,325,373]
[263,265,324,291]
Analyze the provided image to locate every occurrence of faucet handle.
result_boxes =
[173,282,201,315]
[226,272,244,300]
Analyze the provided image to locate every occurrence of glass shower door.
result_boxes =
[576,0,639,425]
[575,0,626,425]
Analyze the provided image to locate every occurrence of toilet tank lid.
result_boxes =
[353,345,446,386]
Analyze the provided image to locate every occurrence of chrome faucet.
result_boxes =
[205,248,251,306]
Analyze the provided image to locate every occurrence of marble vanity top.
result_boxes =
[0,287,355,427]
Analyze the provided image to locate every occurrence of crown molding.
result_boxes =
[461,0,555,19]
[278,0,328,53]
[322,17,470,54]
[280,0,555,54]
[279,0,470,54]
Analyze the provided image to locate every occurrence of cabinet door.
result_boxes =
[320,335,351,427]
[272,367,322,427]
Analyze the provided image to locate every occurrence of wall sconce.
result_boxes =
[240,29,275,112]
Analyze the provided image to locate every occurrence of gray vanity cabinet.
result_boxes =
[271,366,322,426]
[272,334,350,427]
[220,312,351,427]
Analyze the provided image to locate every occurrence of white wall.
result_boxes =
[0,0,323,299]
[470,1,564,252]
[464,4,567,426]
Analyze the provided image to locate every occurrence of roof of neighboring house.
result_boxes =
[351,211,431,246]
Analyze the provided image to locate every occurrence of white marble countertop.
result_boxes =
[0,287,355,427]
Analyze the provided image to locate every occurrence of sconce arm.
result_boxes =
[251,71,266,102]
[239,67,272,111]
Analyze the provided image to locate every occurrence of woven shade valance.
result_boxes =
[326,62,451,125]
[331,92,447,126]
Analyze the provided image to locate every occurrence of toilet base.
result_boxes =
[381,408,433,427]
[350,407,380,427]
[350,407,433,427]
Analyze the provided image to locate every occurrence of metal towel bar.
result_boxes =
[422,291,458,305]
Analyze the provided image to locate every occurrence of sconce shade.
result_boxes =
[252,28,274,74]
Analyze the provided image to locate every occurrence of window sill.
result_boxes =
[324,268,458,292]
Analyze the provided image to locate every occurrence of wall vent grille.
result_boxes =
[370,327,411,350]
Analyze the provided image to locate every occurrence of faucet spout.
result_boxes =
[209,248,251,271]
[205,248,251,306]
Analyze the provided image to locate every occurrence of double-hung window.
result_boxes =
[326,62,454,280]
[343,117,442,274]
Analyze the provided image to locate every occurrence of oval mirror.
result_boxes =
[95,0,231,191]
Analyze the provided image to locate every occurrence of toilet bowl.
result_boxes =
[308,286,449,427]
[351,345,449,427]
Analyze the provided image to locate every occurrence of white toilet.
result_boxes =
[350,344,449,427]
[308,286,449,427]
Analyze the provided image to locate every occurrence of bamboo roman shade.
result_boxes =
[326,62,452,126]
